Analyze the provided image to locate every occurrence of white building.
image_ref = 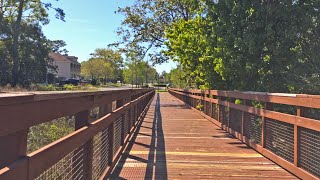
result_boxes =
[49,52,81,79]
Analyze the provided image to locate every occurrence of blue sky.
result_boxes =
[42,0,176,73]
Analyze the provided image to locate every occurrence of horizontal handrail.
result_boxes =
[169,88,319,180]
[0,88,155,180]
[0,89,149,136]
[170,88,320,109]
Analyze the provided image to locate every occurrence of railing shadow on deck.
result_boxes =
[109,93,168,179]
[168,88,320,179]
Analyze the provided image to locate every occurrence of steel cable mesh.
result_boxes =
[229,108,242,133]
[219,105,229,125]
[206,101,211,115]
[92,128,110,180]
[124,111,130,137]
[131,108,135,126]
[201,99,205,112]
[265,119,294,163]
[243,113,262,145]
[212,104,219,120]
[113,117,122,155]
[299,127,320,177]
[35,147,84,180]
[186,96,191,106]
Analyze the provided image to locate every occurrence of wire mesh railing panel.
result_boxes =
[92,128,110,180]
[113,117,122,155]
[212,103,219,120]
[219,105,229,125]
[244,113,262,145]
[35,147,84,180]
[265,119,294,163]
[299,127,320,177]
[124,111,130,137]
[131,107,135,126]
[206,101,210,116]
[186,96,191,106]
[229,108,242,133]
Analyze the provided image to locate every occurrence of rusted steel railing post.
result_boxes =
[75,110,93,180]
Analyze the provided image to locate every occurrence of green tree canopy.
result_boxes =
[0,0,65,86]
[120,0,320,94]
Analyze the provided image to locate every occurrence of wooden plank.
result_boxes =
[0,89,152,136]
[169,88,320,109]
[170,90,320,132]
[0,89,154,179]
[169,90,318,180]
[109,92,297,179]
[0,129,28,169]
[0,159,29,180]
[75,110,93,180]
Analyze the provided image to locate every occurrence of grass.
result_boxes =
[156,89,168,92]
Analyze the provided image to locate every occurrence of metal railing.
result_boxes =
[0,88,155,179]
[169,88,319,179]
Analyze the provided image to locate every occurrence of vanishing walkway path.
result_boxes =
[110,92,296,179]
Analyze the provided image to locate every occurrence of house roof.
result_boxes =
[49,52,80,64]
[49,52,70,62]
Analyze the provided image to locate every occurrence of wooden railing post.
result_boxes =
[121,113,125,146]
[262,103,272,148]
[295,106,305,167]
[241,100,246,141]
[217,97,221,123]
[99,104,112,172]
[0,129,29,169]
[108,123,114,165]
[75,110,93,180]
[116,99,124,109]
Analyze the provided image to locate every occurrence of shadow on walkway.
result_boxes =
[109,93,168,179]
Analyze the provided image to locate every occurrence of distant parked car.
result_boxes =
[59,78,80,86]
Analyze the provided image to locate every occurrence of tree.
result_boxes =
[81,58,113,84]
[167,67,187,88]
[90,48,124,82]
[116,0,199,64]
[122,50,157,87]
[164,0,320,93]
[0,0,65,86]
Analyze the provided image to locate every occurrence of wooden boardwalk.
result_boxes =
[109,92,296,179]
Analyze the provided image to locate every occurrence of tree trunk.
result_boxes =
[11,0,25,86]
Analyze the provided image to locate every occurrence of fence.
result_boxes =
[169,88,319,179]
[0,88,155,179]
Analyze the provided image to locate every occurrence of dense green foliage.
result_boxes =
[166,67,188,88]
[81,48,123,84]
[122,51,157,86]
[0,0,66,86]
[119,0,320,94]
[27,117,74,153]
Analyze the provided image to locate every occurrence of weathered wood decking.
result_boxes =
[110,92,296,179]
